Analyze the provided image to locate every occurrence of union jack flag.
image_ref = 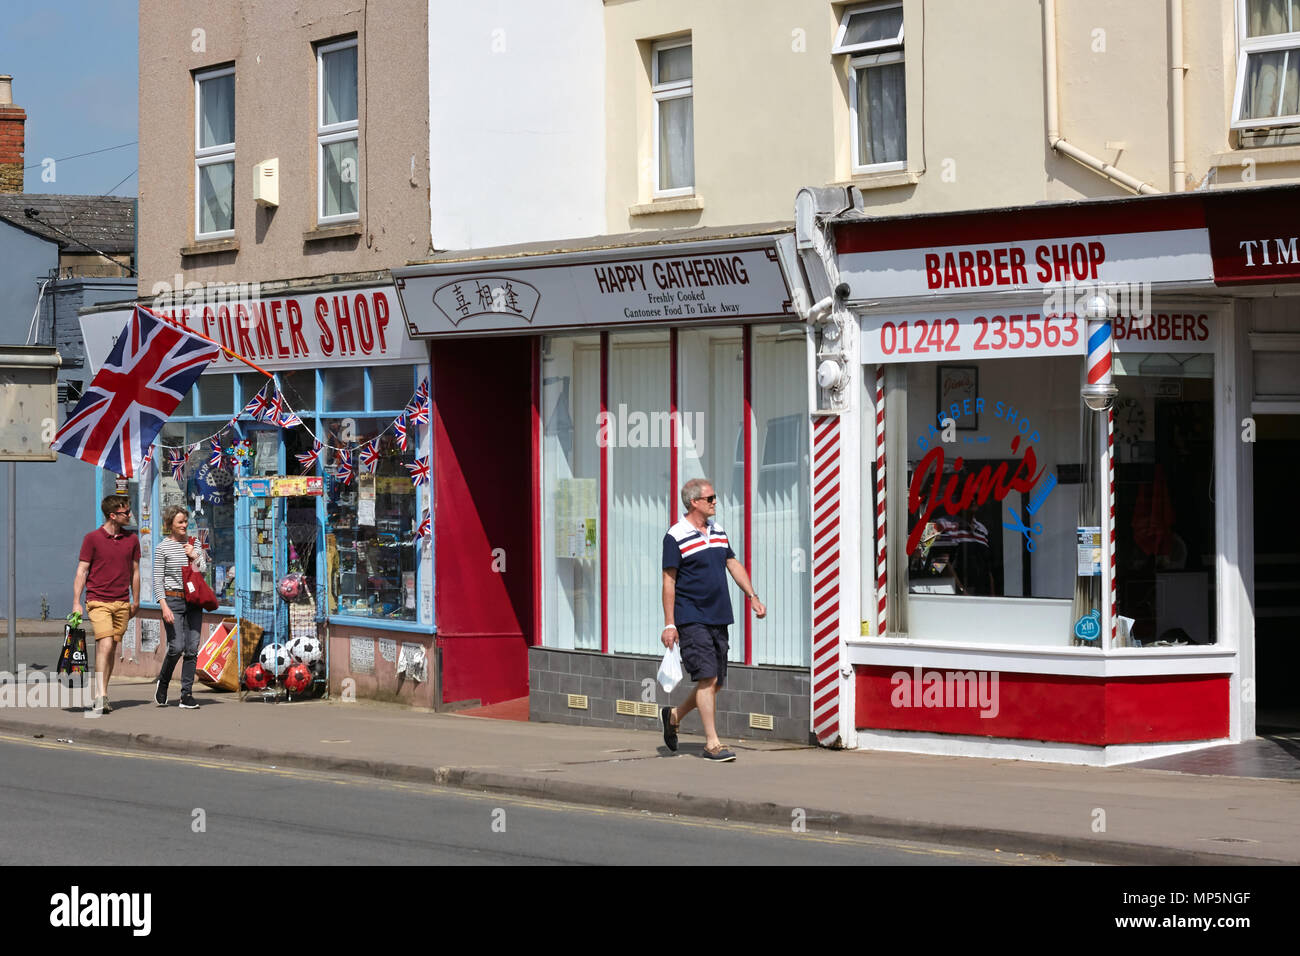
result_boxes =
[279,410,303,428]
[209,440,225,469]
[415,378,429,405]
[267,390,285,423]
[406,400,429,426]
[416,511,431,539]
[393,413,409,451]
[140,446,154,470]
[168,449,187,483]
[359,439,381,472]
[242,383,275,422]
[295,440,322,473]
[404,454,430,486]
[52,306,221,477]
[336,449,356,485]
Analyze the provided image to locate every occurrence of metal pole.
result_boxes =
[7,460,16,675]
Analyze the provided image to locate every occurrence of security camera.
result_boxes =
[1081,383,1118,412]
[835,282,851,299]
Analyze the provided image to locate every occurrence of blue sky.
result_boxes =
[0,0,138,197]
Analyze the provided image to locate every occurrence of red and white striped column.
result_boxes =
[811,414,842,745]
[1108,407,1116,645]
[875,367,887,638]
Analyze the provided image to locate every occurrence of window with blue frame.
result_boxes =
[121,363,429,625]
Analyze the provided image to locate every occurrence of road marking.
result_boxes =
[0,732,1055,863]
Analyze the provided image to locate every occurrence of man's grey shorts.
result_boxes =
[678,623,729,687]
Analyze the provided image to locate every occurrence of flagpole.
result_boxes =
[138,304,273,378]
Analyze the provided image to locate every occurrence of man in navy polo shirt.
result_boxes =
[660,477,766,761]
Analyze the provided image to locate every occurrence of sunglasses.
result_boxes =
[696,495,717,504]
[111,509,132,517]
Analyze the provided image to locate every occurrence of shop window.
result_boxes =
[834,2,906,171]
[1112,353,1217,645]
[679,327,745,649]
[196,374,233,416]
[609,331,671,654]
[1233,0,1300,130]
[371,364,416,409]
[156,422,237,604]
[279,368,317,412]
[541,334,602,650]
[898,355,1087,646]
[323,366,365,411]
[317,37,360,223]
[750,326,812,666]
[652,38,694,196]
[323,418,419,621]
[195,66,235,238]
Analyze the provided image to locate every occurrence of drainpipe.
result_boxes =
[1170,0,1187,191]
[1043,0,1162,195]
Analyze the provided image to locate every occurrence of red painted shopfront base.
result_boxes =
[854,665,1230,745]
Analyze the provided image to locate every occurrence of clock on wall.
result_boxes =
[1114,397,1147,450]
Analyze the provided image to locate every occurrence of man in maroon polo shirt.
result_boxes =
[72,495,141,714]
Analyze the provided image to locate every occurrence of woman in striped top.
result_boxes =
[154,504,207,709]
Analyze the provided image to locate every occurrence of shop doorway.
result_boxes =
[431,337,534,706]
[1253,415,1300,731]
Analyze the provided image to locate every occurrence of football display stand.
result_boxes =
[235,582,328,703]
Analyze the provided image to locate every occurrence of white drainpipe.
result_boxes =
[1043,0,1162,195]
[1170,0,1187,191]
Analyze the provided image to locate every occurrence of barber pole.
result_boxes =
[811,414,842,746]
[1108,408,1116,644]
[875,367,887,638]
[1086,316,1113,388]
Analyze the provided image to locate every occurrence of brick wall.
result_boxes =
[528,646,813,744]
[0,103,26,193]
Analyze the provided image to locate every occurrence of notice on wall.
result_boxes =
[1077,527,1102,577]
[556,478,598,559]
[403,572,416,610]
[398,642,428,683]
[350,637,375,675]
[420,582,433,622]
[120,618,137,656]
[378,638,397,663]
[141,619,161,654]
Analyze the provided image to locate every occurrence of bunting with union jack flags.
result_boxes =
[242,382,276,422]
[415,511,431,540]
[359,439,381,473]
[335,449,356,485]
[295,440,322,473]
[51,306,222,478]
[168,449,188,483]
[404,454,430,486]
[393,413,409,452]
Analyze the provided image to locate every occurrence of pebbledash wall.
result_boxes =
[793,182,1300,764]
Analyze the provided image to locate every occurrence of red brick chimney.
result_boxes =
[0,75,27,194]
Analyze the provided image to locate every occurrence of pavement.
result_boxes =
[2,663,1298,866]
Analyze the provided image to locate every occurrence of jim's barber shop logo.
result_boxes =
[433,277,540,326]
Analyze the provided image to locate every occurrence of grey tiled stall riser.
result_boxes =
[528,647,814,744]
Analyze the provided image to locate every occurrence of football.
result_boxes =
[287,636,323,667]
[283,663,313,694]
[278,573,303,601]
[244,663,270,691]
[259,642,290,675]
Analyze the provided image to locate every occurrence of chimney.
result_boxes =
[0,75,27,194]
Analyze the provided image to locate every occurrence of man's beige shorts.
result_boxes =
[86,601,131,642]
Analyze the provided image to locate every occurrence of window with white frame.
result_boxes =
[318,37,360,223]
[1233,0,1300,128]
[834,2,907,171]
[652,38,694,196]
[195,67,235,238]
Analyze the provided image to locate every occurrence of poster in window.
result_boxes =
[936,365,979,430]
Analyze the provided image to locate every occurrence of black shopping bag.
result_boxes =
[56,624,89,675]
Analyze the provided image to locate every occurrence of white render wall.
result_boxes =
[429,0,605,250]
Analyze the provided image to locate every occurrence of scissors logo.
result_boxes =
[1003,507,1043,551]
